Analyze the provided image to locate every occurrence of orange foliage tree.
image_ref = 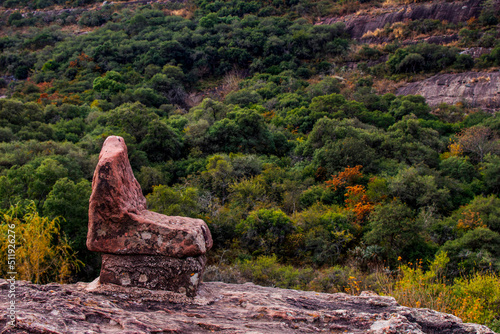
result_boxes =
[344,185,374,224]
[325,166,377,226]
[69,52,93,68]
[325,165,363,191]
[456,210,486,232]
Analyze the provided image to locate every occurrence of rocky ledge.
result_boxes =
[0,279,495,334]
[319,0,483,40]
[397,71,500,112]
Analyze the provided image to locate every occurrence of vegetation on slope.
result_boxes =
[0,0,499,329]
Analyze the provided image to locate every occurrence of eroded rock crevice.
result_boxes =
[397,71,500,111]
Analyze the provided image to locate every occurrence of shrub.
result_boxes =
[238,255,315,289]
[379,252,500,330]
[236,209,294,257]
[0,202,82,284]
[453,54,474,70]
[8,12,23,26]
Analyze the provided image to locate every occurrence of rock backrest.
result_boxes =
[89,136,147,221]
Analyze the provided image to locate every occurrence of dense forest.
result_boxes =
[0,0,499,329]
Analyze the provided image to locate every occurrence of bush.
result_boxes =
[8,12,23,26]
[14,65,30,80]
[236,208,294,257]
[0,202,82,283]
[379,252,500,330]
[238,255,315,289]
[225,89,262,106]
[453,54,474,70]
[387,43,458,74]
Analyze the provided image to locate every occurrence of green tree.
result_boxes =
[448,195,500,233]
[365,199,429,263]
[190,98,229,125]
[442,228,500,276]
[139,119,183,162]
[481,154,500,194]
[147,185,200,217]
[149,73,186,105]
[236,208,295,257]
[42,178,91,254]
[93,72,126,97]
[137,166,168,195]
[389,166,451,212]
[228,177,267,212]
[310,93,346,114]
[202,155,234,204]
[294,204,353,265]
[29,158,69,204]
[205,110,275,154]
[439,156,476,183]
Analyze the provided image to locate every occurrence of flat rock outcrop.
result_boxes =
[0,279,495,334]
[87,136,212,296]
[396,71,500,111]
[320,0,484,40]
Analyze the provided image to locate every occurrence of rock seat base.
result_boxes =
[99,254,207,297]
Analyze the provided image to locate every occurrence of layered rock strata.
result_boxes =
[0,279,495,334]
[87,136,212,296]
[319,0,484,40]
[397,71,500,112]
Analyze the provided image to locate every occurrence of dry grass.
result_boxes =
[381,0,435,7]
[306,75,324,85]
[164,7,194,19]
[215,69,245,99]
[61,24,96,35]
[361,28,385,39]
[372,78,407,94]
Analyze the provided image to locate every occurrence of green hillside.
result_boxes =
[0,0,499,328]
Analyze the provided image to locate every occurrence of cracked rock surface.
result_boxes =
[87,135,212,257]
[0,279,495,334]
[86,135,211,296]
[319,0,483,40]
[397,72,500,112]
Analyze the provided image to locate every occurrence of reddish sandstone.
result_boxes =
[87,136,213,257]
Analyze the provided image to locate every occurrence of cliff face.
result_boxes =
[396,71,500,111]
[320,0,484,39]
[0,279,496,334]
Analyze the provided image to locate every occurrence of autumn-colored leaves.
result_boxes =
[325,165,378,226]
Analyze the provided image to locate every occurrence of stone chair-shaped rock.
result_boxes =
[87,136,212,297]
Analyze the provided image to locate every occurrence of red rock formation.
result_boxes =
[87,136,212,296]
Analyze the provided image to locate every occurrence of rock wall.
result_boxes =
[0,279,495,333]
[320,0,484,39]
[396,71,500,111]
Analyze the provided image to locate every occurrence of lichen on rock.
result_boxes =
[0,279,496,334]
[87,135,212,296]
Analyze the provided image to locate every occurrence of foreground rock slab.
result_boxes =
[87,136,212,296]
[0,279,495,334]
